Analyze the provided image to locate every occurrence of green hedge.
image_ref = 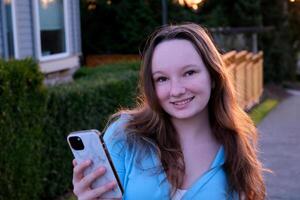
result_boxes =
[73,61,140,80]
[41,63,139,199]
[0,59,46,200]
[0,60,139,199]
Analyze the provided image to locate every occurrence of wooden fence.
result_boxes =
[222,50,263,110]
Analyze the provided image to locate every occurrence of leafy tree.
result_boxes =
[197,0,262,27]
[260,0,296,82]
[226,0,262,26]
[80,0,203,55]
[168,1,201,24]
[114,0,160,53]
[198,2,230,27]
[288,1,300,61]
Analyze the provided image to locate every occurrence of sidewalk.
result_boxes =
[258,92,300,200]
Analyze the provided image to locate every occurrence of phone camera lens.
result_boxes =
[69,136,84,150]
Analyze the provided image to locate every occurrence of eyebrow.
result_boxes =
[152,64,200,75]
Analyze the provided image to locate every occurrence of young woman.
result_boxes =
[72,23,266,200]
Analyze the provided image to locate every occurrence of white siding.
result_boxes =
[15,0,34,58]
[2,0,81,64]
[13,0,81,59]
[69,0,81,55]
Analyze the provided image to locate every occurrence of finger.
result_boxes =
[73,160,91,184]
[78,167,106,190]
[72,159,77,167]
[84,181,117,199]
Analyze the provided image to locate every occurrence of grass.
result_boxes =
[249,99,279,125]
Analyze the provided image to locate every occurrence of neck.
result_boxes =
[171,107,214,144]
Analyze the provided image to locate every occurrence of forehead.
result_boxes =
[151,39,203,72]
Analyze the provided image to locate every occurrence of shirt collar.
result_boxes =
[210,145,226,169]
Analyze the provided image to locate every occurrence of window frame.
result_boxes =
[33,0,70,61]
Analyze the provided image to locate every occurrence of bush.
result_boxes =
[0,60,139,199]
[73,61,140,80]
[0,59,46,200]
[41,63,139,199]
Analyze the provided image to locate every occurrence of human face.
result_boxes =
[151,39,212,120]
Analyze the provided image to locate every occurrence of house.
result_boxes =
[0,0,81,85]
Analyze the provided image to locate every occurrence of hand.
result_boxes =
[72,159,121,200]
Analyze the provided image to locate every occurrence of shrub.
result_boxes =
[0,59,46,200]
[41,63,139,199]
[73,61,140,80]
[0,60,139,199]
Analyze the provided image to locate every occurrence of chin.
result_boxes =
[169,112,199,120]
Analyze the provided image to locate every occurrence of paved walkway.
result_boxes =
[258,92,300,200]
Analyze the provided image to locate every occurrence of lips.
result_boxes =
[171,96,195,106]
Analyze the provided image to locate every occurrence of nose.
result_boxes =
[170,80,186,97]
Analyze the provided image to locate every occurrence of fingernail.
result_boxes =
[110,181,116,187]
[85,160,91,165]
[98,167,106,173]
[111,182,117,191]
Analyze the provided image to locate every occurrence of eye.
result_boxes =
[184,70,196,77]
[155,76,168,83]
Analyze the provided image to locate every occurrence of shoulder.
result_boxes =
[103,114,131,141]
[102,114,133,152]
[103,112,157,162]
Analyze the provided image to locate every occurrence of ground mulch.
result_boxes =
[86,54,140,67]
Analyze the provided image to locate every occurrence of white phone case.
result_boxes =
[67,130,123,198]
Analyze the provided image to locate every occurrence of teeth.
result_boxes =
[173,98,193,105]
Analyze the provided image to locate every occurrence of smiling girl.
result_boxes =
[72,23,266,200]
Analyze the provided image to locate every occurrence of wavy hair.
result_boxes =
[109,23,265,199]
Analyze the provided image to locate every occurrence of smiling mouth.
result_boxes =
[171,97,195,105]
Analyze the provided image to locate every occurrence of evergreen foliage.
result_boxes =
[260,0,297,82]
[43,62,139,199]
[0,60,139,199]
[0,59,46,200]
[81,0,160,54]
[228,0,262,26]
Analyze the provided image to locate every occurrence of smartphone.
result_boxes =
[67,129,123,198]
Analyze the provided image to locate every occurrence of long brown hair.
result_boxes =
[109,23,265,199]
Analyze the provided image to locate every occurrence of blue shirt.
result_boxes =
[103,114,237,199]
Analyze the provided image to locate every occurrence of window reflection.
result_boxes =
[3,0,14,58]
[38,0,66,56]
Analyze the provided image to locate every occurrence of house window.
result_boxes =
[37,0,67,57]
[2,0,15,58]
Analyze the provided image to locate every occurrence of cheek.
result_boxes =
[196,74,212,91]
[155,85,169,102]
